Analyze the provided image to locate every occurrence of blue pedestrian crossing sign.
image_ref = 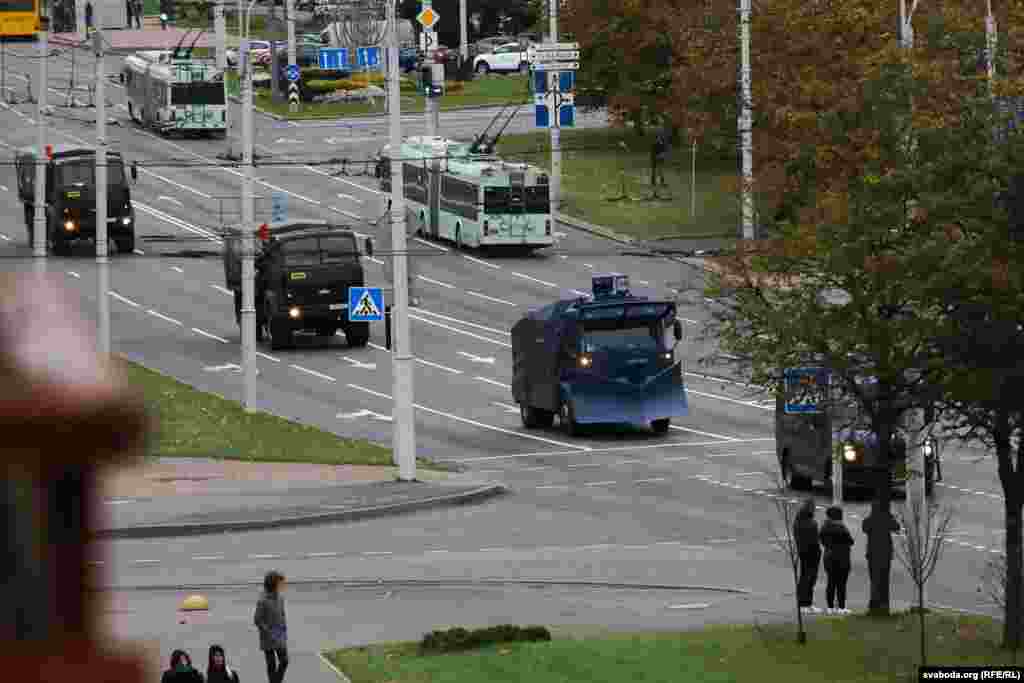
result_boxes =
[783,367,830,414]
[348,287,384,322]
[285,64,300,82]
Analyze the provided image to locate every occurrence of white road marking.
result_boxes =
[347,382,590,451]
[572,289,589,296]
[415,357,462,374]
[417,275,455,289]
[665,456,692,461]
[146,309,182,326]
[667,603,711,610]
[415,308,510,336]
[458,351,496,364]
[409,313,511,348]
[336,409,392,421]
[467,290,517,305]
[68,271,81,278]
[462,254,501,269]
[735,472,766,476]
[109,291,140,307]
[637,280,650,286]
[159,195,185,206]
[192,328,230,343]
[135,201,222,243]
[306,552,340,558]
[361,551,393,556]
[368,342,387,351]
[193,555,224,561]
[635,477,668,483]
[133,559,160,564]
[492,401,520,414]
[584,480,617,487]
[337,193,364,204]
[521,466,549,471]
[211,284,233,295]
[614,459,643,465]
[584,263,594,269]
[567,463,602,469]
[474,376,510,389]
[104,499,135,504]
[705,453,736,459]
[414,237,448,252]
[204,363,242,373]
[451,439,771,462]
[291,364,337,382]
[171,266,184,273]
[670,425,740,441]
[330,206,362,220]
[341,356,377,370]
[655,541,682,546]
[248,554,280,560]
[509,270,558,288]
[688,388,773,410]
[134,248,145,255]
[0,234,11,241]
[140,169,212,199]
[427,549,450,554]
[536,485,570,490]
[0,184,7,192]
[366,256,385,265]
[257,352,281,362]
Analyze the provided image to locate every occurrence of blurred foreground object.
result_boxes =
[0,272,150,681]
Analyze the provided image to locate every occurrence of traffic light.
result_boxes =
[258,223,270,241]
[421,64,444,98]
[45,144,53,159]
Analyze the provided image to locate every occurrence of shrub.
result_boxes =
[350,71,385,86]
[301,68,350,82]
[418,624,551,655]
[444,80,465,94]
[305,79,342,95]
[399,78,416,93]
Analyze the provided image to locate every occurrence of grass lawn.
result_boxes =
[121,359,439,468]
[496,127,742,242]
[254,74,531,119]
[325,611,1014,683]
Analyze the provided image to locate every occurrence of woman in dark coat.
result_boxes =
[819,505,855,613]
[793,497,822,613]
[254,570,289,683]
[161,650,204,683]
[206,644,240,683]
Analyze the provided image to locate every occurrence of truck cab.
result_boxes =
[223,221,374,350]
[511,273,687,435]
[776,369,941,496]
[14,144,137,255]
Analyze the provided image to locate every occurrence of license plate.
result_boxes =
[290,272,307,280]
[329,303,344,310]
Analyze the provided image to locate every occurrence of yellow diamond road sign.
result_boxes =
[416,6,439,29]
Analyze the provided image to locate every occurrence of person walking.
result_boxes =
[131,0,142,28]
[793,497,822,614]
[254,570,289,683]
[206,645,240,683]
[124,0,133,29]
[161,650,205,683]
[820,505,855,614]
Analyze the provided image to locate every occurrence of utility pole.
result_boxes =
[458,0,467,63]
[93,19,110,355]
[738,0,754,240]
[421,0,438,136]
[549,0,560,220]
[33,2,49,273]
[388,0,416,481]
[214,0,226,69]
[286,0,298,112]
[241,0,258,411]
[76,0,85,39]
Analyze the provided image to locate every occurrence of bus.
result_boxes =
[376,135,554,251]
[0,0,40,39]
[121,51,227,137]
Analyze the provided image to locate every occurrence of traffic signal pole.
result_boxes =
[94,23,110,356]
[549,0,560,221]
[241,0,257,411]
[33,5,48,272]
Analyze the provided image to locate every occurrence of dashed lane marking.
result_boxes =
[211,284,233,295]
[414,237,448,252]
[509,270,558,288]
[68,271,81,278]
[671,426,741,441]
[248,554,281,560]
[171,266,184,273]
[567,463,602,469]
[467,290,517,305]
[415,357,463,374]
[109,291,140,307]
[146,309,183,326]
[668,603,712,610]
[584,480,617,487]
[257,352,281,363]
[361,551,393,556]
[193,555,225,561]
[635,477,668,484]
[291,364,337,383]
[192,327,230,344]
[417,275,455,289]
[474,376,510,389]
[463,254,501,269]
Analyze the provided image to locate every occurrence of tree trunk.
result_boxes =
[919,584,927,667]
[999,427,1023,651]
[867,418,895,615]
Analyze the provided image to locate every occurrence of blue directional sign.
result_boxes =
[271,191,287,224]
[356,46,381,69]
[318,47,349,70]
[783,367,830,414]
[348,287,384,322]
[535,103,550,128]
[559,103,575,128]
[285,64,300,82]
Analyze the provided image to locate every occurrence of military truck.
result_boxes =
[223,220,375,350]
[511,273,687,435]
[776,368,941,496]
[14,144,138,255]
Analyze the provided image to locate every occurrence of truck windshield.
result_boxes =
[582,325,659,353]
[56,159,126,187]
[171,83,226,106]
[283,235,358,266]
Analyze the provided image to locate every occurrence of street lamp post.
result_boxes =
[240,0,259,411]
[33,0,49,273]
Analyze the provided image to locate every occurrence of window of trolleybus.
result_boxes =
[56,159,126,187]
[484,186,550,214]
[171,83,226,106]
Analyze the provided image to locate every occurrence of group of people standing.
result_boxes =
[161,571,290,683]
[793,499,855,614]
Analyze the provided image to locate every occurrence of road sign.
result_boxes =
[528,49,580,62]
[285,64,300,82]
[416,6,439,29]
[348,287,384,322]
[532,41,579,51]
[534,92,575,129]
[783,367,830,414]
[288,82,300,106]
[271,191,287,224]
[357,46,381,68]
[531,58,580,70]
[533,70,576,93]
[318,47,348,70]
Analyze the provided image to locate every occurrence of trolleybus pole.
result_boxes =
[94,21,110,356]
[33,4,49,271]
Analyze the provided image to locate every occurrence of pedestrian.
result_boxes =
[161,650,205,683]
[125,0,133,29]
[132,0,142,28]
[862,507,901,611]
[254,570,289,683]
[793,497,822,614]
[820,505,854,614]
[207,645,240,683]
[84,1,93,32]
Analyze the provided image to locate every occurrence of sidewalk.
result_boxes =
[96,457,505,539]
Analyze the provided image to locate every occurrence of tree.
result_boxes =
[893,497,954,667]
[766,469,809,644]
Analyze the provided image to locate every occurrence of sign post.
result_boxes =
[529,40,579,225]
[416,2,440,136]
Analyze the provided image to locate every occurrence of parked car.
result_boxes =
[516,32,540,46]
[472,42,528,75]
[469,34,514,58]
[272,43,320,68]
[226,39,272,68]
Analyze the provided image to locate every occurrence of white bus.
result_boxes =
[121,51,227,137]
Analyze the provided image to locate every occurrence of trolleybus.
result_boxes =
[121,50,227,137]
[0,0,40,39]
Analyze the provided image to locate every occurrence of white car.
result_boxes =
[472,42,529,75]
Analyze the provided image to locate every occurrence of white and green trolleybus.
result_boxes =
[376,125,554,251]
[121,50,227,137]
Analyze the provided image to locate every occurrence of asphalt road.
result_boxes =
[0,44,1006,680]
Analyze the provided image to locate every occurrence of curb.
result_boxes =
[318,652,352,683]
[554,212,635,246]
[232,95,524,122]
[93,482,507,540]
[99,578,753,595]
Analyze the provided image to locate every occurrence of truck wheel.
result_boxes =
[268,318,293,351]
[651,418,670,434]
[783,456,811,491]
[52,234,71,256]
[116,233,135,254]
[560,400,580,437]
[521,404,553,429]
[346,322,370,348]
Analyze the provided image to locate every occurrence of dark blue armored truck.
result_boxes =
[511,274,688,435]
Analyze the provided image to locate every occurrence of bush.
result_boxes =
[350,71,385,86]
[418,624,551,655]
[399,78,416,93]
[301,68,350,82]
[444,80,465,94]
[305,79,342,94]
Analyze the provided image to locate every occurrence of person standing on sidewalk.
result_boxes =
[162,650,205,683]
[206,645,240,683]
[254,570,289,683]
[131,0,142,28]
[819,505,854,614]
[793,497,822,614]
[124,0,133,29]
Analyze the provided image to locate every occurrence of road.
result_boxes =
[0,43,1005,680]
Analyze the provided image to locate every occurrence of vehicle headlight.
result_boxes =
[64,220,75,231]
[578,354,591,368]
[289,306,301,319]
[923,441,933,456]
[661,352,672,361]
[843,443,857,462]
[121,216,132,225]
